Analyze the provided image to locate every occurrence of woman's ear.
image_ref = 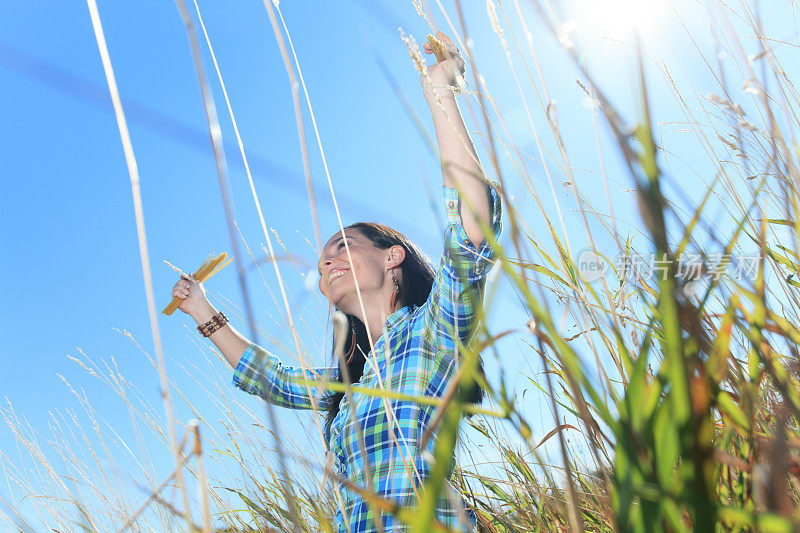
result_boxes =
[387,245,406,269]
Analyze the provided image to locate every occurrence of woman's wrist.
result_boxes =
[424,85,458,104]
[189,299,217,325]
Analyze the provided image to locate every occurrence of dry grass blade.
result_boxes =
[84,0,193,527]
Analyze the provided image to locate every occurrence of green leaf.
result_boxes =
[716,391,751,432]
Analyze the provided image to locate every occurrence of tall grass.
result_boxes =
[3,0,800,531]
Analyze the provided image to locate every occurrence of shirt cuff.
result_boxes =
[442,181,502,266]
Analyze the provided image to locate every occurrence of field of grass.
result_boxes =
[3,0,800,531]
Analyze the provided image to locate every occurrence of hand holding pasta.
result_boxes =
[163,252,231,315]
[171,273,208,317]
[421,31,465,99]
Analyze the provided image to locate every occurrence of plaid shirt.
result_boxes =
[233,182,502,532]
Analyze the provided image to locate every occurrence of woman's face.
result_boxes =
[317,228,393,312]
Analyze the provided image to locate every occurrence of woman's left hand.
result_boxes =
[421,31,465,99]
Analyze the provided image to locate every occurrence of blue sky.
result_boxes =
[1,0,794,529]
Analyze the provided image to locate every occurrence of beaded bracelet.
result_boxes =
[198,311,229,338]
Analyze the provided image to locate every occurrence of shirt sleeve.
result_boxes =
[421,181,503,352]
[232,342,339,410]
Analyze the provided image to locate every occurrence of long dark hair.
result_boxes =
[323,222,485,436]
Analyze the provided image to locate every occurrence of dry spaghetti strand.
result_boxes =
[427,34,447,62]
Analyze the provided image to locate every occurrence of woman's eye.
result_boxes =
[338,242,345,249]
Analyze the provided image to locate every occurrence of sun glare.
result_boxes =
[573,0,666,40]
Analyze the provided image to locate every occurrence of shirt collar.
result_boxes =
[383,305,411,332]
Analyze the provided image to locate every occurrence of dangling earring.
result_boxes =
[345,320,357,364]
[389,268,401,311]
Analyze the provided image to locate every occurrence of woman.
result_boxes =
[171,31,502,532]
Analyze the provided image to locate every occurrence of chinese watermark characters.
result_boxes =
[577,250,760,292]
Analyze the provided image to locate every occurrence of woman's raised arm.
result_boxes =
[422,31,493,248]
[414,32,504,352]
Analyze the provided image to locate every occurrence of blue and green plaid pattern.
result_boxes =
[233,182,502,532]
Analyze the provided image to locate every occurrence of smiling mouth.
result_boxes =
[329,269,349,283]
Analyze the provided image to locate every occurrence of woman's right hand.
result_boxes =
[171,272,208,317]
